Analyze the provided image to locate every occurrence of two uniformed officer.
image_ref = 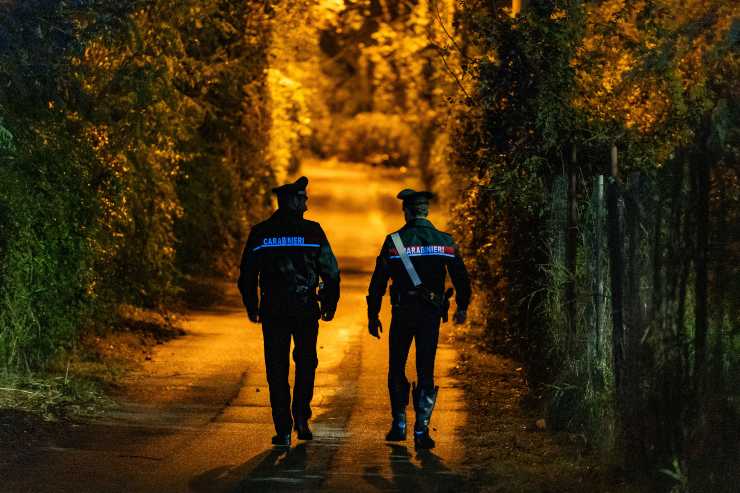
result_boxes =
[367,188,471,449]
[238,176,340,447]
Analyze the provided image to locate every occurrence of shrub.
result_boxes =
[333,112,415,167]
[0,0,275,369]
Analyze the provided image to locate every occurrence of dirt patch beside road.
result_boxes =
[0,409,70,466]
[71,304,186,383]
[0,304,187,466]
[450,326,641,493]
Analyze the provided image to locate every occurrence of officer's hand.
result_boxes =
[247,311,260,323]
[321,307,335,322]
[368,318,383,339]
[452,309,467,325]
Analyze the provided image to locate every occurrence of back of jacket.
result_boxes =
[238,209,340,319]
[367,218,470,317]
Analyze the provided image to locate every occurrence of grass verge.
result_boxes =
[449,323,644,493]
[0,303,186,439]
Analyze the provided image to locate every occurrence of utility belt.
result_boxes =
[260,285,318,311]
[260,282,333,320]
[261,285,316,301]
[391,288,438,307]
[391,287,454,321]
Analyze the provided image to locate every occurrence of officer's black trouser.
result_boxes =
[261,313,319,435]
[387,306,441,417]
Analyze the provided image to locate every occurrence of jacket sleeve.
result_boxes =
[237,229,260,318]
[447,240,471,311]
[367,237,391,319]
[317,226,340,312]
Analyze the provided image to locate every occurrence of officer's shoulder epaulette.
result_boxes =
[302,218,323,231]
[252,218,270,232]
[437,229,456,242]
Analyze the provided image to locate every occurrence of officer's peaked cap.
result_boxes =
[272,176,308,196]
[397,188,434,204]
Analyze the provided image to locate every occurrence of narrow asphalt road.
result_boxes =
[3,161,470,492]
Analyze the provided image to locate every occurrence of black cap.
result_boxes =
[396,188,434,205]
[272,176,308,196]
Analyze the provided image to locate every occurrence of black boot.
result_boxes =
[386,378,410,441]
[385,411,407,441]
[294,418,313,440]
[413,427,435,449]
[412,383,439,450]
[271,433,291,447]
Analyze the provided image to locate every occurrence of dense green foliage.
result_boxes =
[2,0,736,486]
[0,0,275,369]
[451,0,585,370]
[450,0,739,487]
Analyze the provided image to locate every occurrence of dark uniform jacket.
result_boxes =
[367,218,470,318]
[238,209,340,320]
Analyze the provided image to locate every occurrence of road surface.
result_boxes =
[3,161,470,492]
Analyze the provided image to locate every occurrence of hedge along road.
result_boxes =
[2,160,470,493]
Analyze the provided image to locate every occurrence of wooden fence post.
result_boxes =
[589,174,606,378]
[566,145,578,337]
[606,144,625,410]
[512,0,528,16]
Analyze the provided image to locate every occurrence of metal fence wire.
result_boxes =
[546,163,739,476]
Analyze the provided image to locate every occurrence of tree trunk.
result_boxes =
[606,145,632,467]
[624,172,649,467]
[691,146,710,382]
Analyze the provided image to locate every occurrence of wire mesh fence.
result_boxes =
[545,158,739,483]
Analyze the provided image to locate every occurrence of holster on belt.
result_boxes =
[392,286,454,320]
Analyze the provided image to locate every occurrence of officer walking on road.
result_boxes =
[367,189,471,449]
[238,176,340,447]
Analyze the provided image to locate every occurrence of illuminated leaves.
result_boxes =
[571,0,739,157]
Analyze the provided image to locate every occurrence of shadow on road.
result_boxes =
[362,444,467,493]
[190,444,310,493]
[190,442,467,493]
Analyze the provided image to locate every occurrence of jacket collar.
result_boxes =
[271,208,302,224]
[404,217,435,229]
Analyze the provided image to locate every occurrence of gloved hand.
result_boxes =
[247,311,260,323]
[452,309,467,325]
[321,307,335,322]
[368,318,383,339]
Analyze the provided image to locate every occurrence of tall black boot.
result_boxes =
[271,433,291,447]
[385,411,407,441]
[412,383,439,449]
[386,380,410,441]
